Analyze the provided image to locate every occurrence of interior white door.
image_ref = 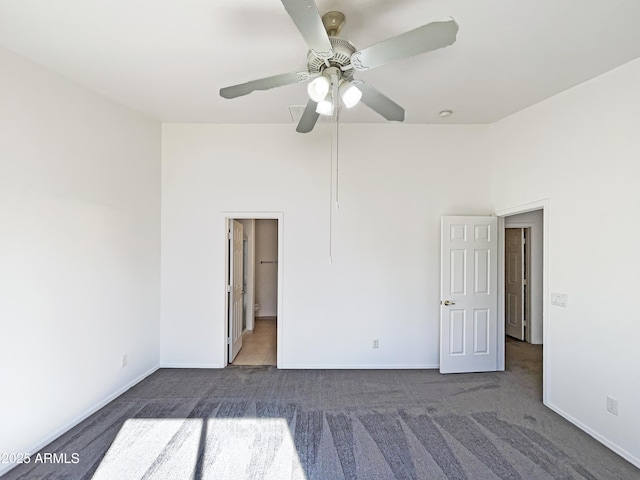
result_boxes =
[440,216,498,373]
[505,228,525,340]
[229,220,244,362]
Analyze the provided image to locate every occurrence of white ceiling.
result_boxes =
[2,0,640,125]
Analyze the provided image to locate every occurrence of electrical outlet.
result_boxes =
[606,396,618,416]
[121,354,128,368]
[372,339,379,349]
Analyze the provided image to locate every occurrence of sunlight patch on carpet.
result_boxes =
[92,418,307,480]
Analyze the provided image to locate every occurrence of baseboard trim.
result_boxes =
[278,364,440,370]
[0,365,159,478]
[546,401,640,469]
[158,363,440,370]
[159,363,224,369]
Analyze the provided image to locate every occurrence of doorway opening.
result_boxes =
[224,215,282,367]
[498,204,547,401]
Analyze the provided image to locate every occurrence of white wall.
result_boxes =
[504,210,543,344]
[254,219,278,317]
[0,46,160,474]
[490,58,640,465]
[161,123,492,368]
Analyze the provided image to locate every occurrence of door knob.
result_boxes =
[443,300,456,306]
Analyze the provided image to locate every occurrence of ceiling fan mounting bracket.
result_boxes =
[322,11,345,37]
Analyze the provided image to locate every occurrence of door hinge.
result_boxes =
[227,285,232,293]
[227,230,232,240]
[227,337,231,345]
[523,279,528,286]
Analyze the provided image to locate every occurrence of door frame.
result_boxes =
[223,211,284,368]
[496,199,549,404]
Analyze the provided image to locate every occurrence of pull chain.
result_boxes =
[329,73,340,263]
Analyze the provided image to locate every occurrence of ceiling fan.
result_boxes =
[220,1,458,133]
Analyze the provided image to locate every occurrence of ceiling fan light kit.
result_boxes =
[307,76,330,102]
[306,66,360,115]
[219,1,459,132]
[315,98,334,116]
[339,80,362,109]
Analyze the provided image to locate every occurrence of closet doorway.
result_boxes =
[225,215,281,367]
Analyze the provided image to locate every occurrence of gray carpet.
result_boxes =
[3,340,639,479]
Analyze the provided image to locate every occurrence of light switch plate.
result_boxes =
[551,293,568,307]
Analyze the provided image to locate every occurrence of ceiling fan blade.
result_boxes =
[296,100,320,133]
[220,71,309,99]
[355,82,405,122]
[351,18,458,71]
[280,0,333,59]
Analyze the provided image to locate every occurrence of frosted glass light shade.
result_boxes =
[315,99,333,116]
[339,81,362,108]
[307,76,331,102]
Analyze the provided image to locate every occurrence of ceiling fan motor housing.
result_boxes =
[307,37,356,80]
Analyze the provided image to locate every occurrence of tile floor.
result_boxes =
[230,317,277,366]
